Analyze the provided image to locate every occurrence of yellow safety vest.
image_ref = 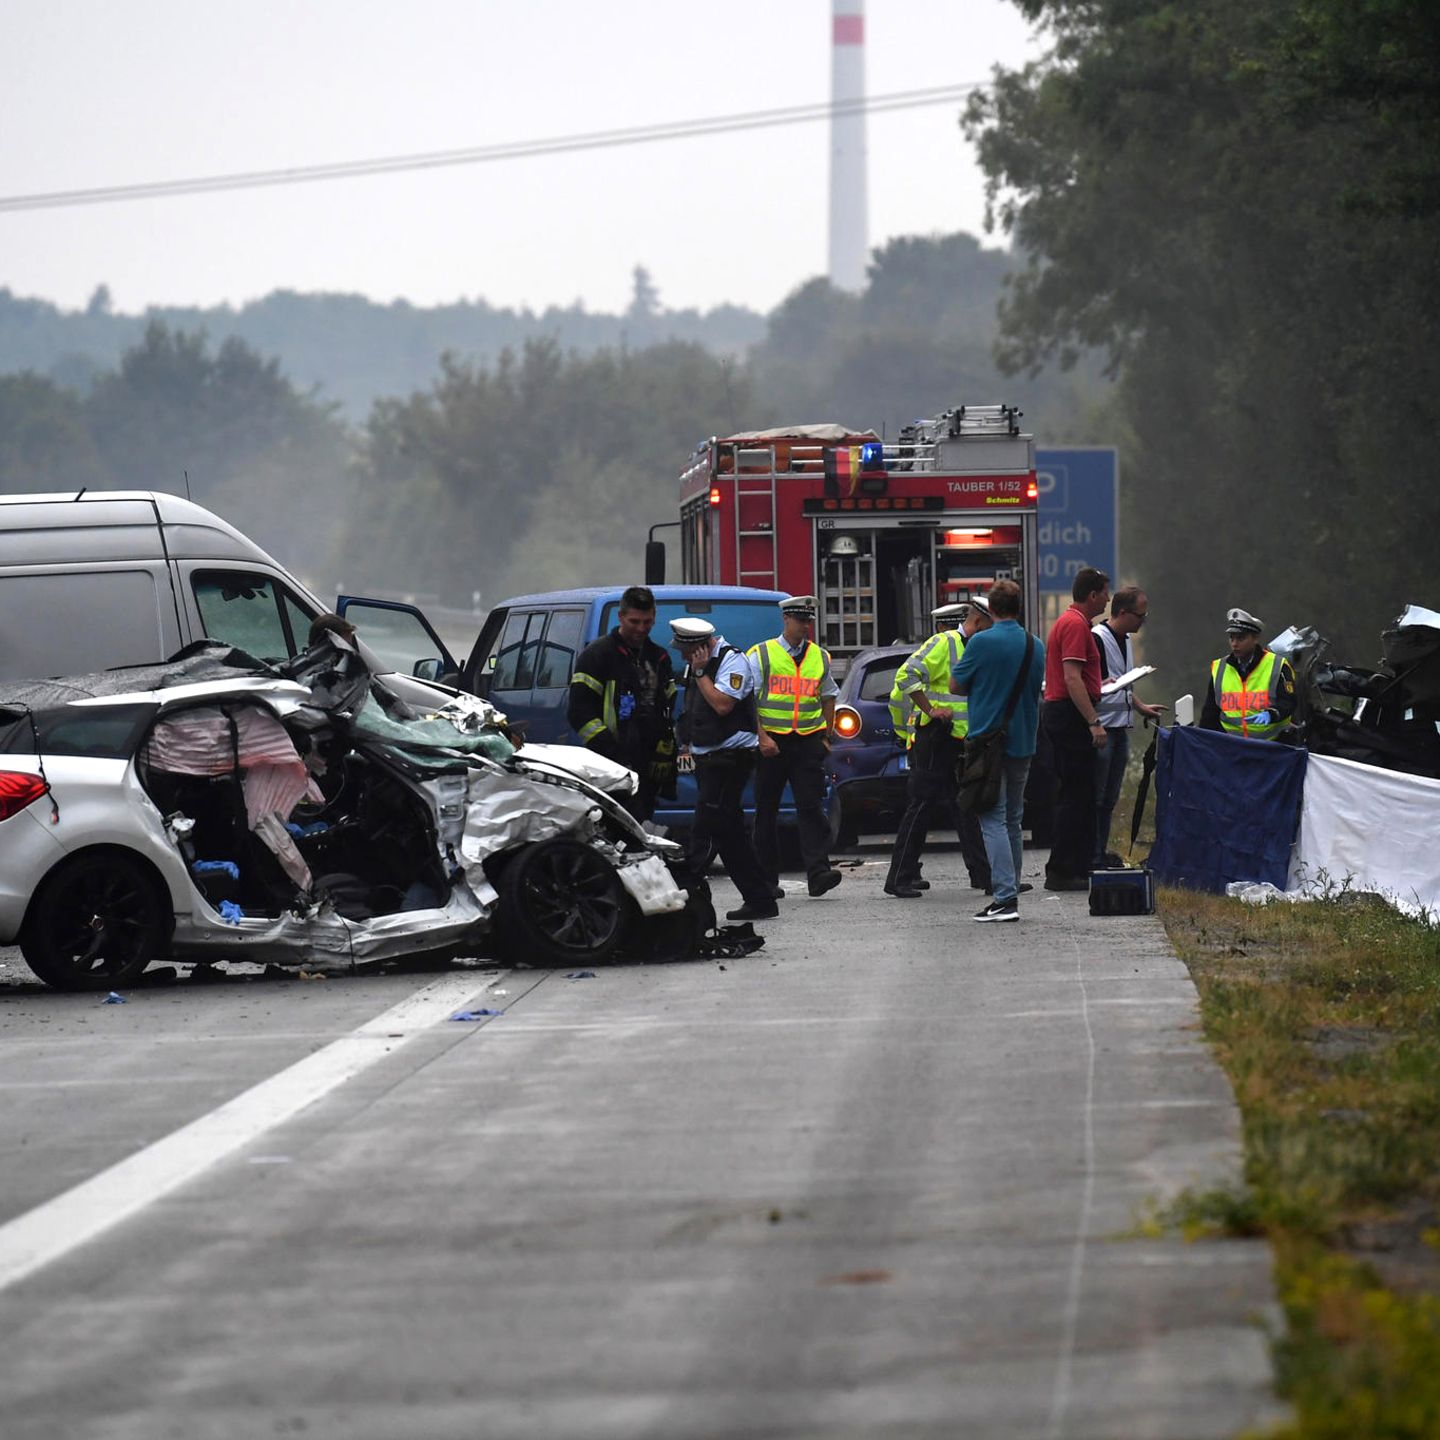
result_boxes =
[749,638,828,735]
[890,631,968,745]
[1210,650,1293,740]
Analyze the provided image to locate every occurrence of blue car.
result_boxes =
[825,643,1055,849]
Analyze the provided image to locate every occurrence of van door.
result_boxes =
[0,564,181,681]
[190,569,317,664]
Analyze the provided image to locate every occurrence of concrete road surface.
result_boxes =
[0,844,1285,1439]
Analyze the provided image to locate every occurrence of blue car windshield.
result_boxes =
[601,600,780,660]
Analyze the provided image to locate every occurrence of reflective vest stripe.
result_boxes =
[1211,651,1290,740]
[750,639,827,734]
[893,631,968,742]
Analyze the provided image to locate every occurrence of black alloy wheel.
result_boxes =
[21,852,168,992]
[497,839,628,965]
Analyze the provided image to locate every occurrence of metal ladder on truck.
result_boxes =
[735,445,779,590]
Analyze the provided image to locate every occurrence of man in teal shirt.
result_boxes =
[950,579,1046,921]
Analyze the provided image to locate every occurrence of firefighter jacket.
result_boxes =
[889,631,969,746]
[747,637,830,736]
[1206,649,1296,740]
[567,628,677,780]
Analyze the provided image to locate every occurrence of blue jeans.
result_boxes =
[1093,725,1131,865]
[978,755,1032,903]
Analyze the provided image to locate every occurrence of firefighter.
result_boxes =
[1200,607,1297,740]
[747,596,844,898]
[884,599,996,898]
[671,617,776,921]
[567,584,677,821]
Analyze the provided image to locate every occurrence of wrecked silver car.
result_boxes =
[0,637,709,991]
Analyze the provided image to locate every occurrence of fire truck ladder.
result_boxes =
[736,467,779,590]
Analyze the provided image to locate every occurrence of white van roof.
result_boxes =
[0,489,296,570]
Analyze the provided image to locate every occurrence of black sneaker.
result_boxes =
[973,899,1020,923]
[883,883,924,899]
[807,868,843,897]
[727,900,779,921]
[770,884,786,900]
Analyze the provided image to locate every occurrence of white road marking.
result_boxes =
[0,973,498,1294]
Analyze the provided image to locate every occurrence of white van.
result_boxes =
[0,490,459,684]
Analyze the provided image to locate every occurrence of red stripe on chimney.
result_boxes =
[833,15,864,45]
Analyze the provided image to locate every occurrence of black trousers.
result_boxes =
[1042,699,1097,880]
[885,722,991,889]
[753,729,832,883]
[689,748,770,906]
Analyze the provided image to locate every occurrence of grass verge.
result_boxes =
[1158,886,1440,1438]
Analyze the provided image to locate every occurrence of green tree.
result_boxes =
[0,373,105,494]
[84,322,353,579]
[343,339,756,605]
[964,0,1440,678]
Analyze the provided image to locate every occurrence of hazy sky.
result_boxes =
[2,1,1043,317]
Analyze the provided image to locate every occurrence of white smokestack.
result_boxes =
[828,0,868,292]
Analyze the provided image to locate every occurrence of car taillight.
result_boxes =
[833,707,862,740]
[0,771,48,821]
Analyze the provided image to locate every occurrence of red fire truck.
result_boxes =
[676,404,1040,665]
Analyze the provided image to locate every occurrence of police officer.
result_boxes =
[884,599,995,898]
[567,585,677,821]
[1200,607,1297,740]
[671,617,777,922]
[747,596,844,898]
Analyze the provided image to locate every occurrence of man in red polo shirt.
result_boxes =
[1041,567,1111,890]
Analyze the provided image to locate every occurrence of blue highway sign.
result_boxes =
[1035,447,1119,594]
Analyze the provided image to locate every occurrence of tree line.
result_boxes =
[0,232,1102,611]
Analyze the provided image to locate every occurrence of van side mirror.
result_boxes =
[413,657,443,681]
[644,540,666,586]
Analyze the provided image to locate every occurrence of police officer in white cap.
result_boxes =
[746,596,843,898]
[1200,607,1297,740]
[671,616,777,921]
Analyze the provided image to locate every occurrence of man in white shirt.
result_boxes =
[1091,587,1166,867]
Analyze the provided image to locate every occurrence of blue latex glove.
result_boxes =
[1250,710,1271,727]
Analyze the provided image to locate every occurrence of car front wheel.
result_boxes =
[21,851,169,992]
[496,839,628,965]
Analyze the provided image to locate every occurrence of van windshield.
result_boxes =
[600,600,780,660]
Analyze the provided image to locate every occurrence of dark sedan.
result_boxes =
[825,645,1054,849]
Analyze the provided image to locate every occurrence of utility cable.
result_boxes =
[0,83,984,214]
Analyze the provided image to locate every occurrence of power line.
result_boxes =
[0,83,984,215]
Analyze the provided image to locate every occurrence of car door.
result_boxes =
[334,596,459,681]
[529,609,587,743]
[484,608,548,738]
